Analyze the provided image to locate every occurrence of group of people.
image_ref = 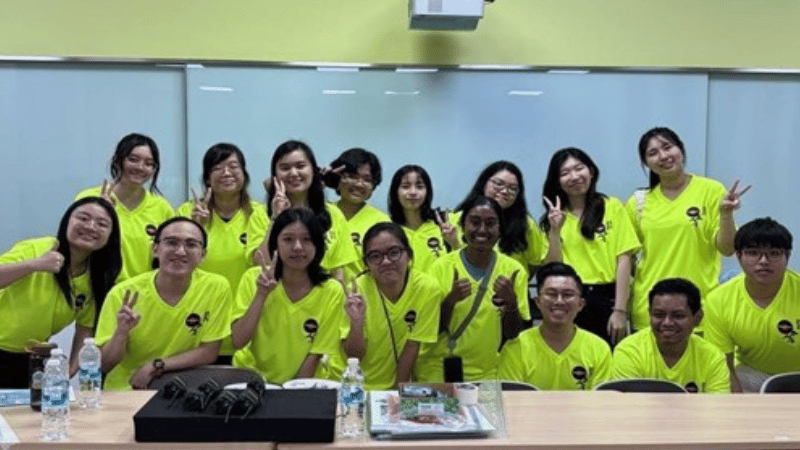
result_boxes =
[0,126,795,394]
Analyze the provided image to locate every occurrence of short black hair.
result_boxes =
[735,217,793,252]
[535,262,584,297]
[648,278,701,315]
[326,147,382,192]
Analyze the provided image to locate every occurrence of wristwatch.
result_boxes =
[152,359,166,378]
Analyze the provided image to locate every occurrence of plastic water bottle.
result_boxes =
[41,357,69,440]
[78,338,102,408]
[338,357,365,439]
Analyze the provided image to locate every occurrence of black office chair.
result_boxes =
[594,378,687,393]
[760,372,800,393]
[474,380,539,391]
[147,365,263,390]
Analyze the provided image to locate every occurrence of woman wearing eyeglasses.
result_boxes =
[176,143,267,364]
[333,222,441,389]
[455,161,561,279]
[323,148,389,273]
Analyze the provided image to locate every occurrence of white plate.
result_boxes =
[223,382,282,390]
[282,378,340,390]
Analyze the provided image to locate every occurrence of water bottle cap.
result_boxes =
[347,357,359,366]
[83,337,94,344]
[50,349,63,356]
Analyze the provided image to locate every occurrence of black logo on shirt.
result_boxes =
[145,224,158,237]
[686,207,701,227]
[303,318,319,342]
[427,237,442,257]
[239,233,247,245]
[595,223,608,242]
[572,366,588,390]
[74,294,87,310]
[684,381,699,393]
[351,232,361,247]
[778,319,798,343]
[404,310,417,331]
[185,311,210,335]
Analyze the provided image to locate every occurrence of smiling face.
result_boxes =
[339,164,374,204]
[644,135,685,179]
[463,204,500,252]
[650,293,699,347]
[738,247,789,286]
[535,275,585,325]
[364,231,409,287]
[66,203,114,252]
[276,220,316,272]
[208,153,245,195]
[153,221,206,277]
[397,170,427,212]
[275,149,314,195]
[558,156,592,198]
[483,169,519,210]
[118,145,156,186]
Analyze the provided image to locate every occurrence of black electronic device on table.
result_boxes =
[134,378,336,443]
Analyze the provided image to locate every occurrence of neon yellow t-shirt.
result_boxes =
[232,268,345,384]
[625,175,726,330]
[176,199,264,356]
[498,326,611,390]
[0,238,95,352]
[416,250,531,382]
[612,328,730,393]
[704,271,800,375]
[334,202,390,274]
[403,220,451,274]
[95,269,232,390]
[561,197,640,284]
[245,203,359,272]
[331,269,442,390]
[176,199,264,291]
[76,187,174,281]
[452,212,547,278]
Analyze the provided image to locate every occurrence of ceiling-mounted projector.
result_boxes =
[409,0,485,31]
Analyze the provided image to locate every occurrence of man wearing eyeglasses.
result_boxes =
[704,217,798,392]
[498,262,611,390]
[96,217,232,390]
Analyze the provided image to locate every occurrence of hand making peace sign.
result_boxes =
[190,187,213,226]
[720,179,752,214]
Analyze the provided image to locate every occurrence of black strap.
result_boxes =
[447,252,496,353]
[379,293,400,364]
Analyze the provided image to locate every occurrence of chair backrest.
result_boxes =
[147,365,264,391]
[760,372,800,393]
[594,378,687,393]
[500,381,538,391]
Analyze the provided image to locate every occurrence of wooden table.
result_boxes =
[284,391,800,450]
[1,390,275,449]
[4,390,800,449]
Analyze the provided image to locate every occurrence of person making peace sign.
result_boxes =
[231,208,345,384]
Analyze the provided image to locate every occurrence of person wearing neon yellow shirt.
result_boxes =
[625,127,749,331]
[704,218,799,393]
[96,218,231,390]
[0,197,121,388]
[323,148,390,274]
[334,222,441,390]
[540,148,641,346]
[177,143,265,364]
[613,278,730,393]
[247,140,358,279]
[416,196,531,382]
[231,208,345,384]
[76,133,174,281]
[387,165,460,274]
[499,262,611,390]
[454,161,560,280]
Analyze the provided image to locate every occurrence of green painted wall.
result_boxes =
[1,0,798,68]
